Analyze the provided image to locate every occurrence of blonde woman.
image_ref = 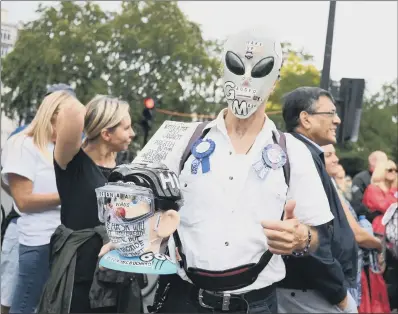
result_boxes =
[363,160,398,235]
[1,91,76,313]
[52,95,134,313]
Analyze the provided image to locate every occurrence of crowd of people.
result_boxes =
[0,28,397,314]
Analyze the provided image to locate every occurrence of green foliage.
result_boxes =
[266,43,321,130]
[1,2,113,119]
[107,1,222,152]
[1,0,395,164]
[267,43,320,111]
[1,1,222,155]
[336,78,398,175]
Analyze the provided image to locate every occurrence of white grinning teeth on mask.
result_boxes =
[236,88,254,98]
[222,29,283,120]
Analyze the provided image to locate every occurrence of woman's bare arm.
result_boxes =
[54,99,86,169]
[8,173,60,213]
[338,192,382,252]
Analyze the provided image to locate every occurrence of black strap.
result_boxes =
[274,130,290,186]
[1,206,20,246]
[179,122,210,174]
[173,228,275,291]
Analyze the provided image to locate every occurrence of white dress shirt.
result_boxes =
[168,109,334,293]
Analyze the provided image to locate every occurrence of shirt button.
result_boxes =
[184,183,188,187]
[229,151,232,155]
[225,242,229,246]
[291,292,296,297]
[229,176,233,180]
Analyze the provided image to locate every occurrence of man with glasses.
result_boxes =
[277,87,358,313]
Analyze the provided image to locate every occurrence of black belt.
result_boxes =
[192,284,276,312]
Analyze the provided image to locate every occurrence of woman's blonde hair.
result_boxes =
[83,95,130,143]
[23,90,76,158]
[371,159,397,185]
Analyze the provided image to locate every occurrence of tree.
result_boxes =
[266,43,321,130]
[1,2,113,121]
[108,1,222,152]
[337,78,398,174]
[1,1,223,156]
[268,43,320,109]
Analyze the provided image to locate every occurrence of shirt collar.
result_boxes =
[203,108,226,132]
[331,177,338,189]
[204,108,276,138]
[297,133,324,153]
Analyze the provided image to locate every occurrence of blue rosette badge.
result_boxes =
[253,144,286,179]
[191,138,216,174]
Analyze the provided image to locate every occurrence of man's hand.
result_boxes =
[98,242,116,258]
[337,295,348,311]
[261,200,309,255]
[98,242,117,270]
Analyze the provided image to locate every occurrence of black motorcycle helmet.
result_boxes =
[108,163,183,212]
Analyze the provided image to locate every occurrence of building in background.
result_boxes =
[1,9,19,57]
[1,8,20,149]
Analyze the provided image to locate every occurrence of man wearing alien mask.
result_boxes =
[223,32,282,119]
[141,28,342,314]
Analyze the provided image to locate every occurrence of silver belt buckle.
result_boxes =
[198,289,214,309]
[222,293,231,311]
[198,289,231,311]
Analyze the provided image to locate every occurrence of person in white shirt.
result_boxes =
[1,90,76,313]
[1,149,22,314]
[0,84,75,314]
[146,28,334,313]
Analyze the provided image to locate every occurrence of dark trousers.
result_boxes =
[153,275,277,313]
[69,281,117,313]
[384,250,398,310]
[69,278,142,313]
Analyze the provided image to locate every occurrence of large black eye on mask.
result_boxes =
[225,51,245,75]
[251,57,274,78]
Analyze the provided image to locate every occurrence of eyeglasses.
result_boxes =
[386,168,397,173]
[308,110,338,117]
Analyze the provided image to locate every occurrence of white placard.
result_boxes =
[382,202,397,226]
[133,120,200,174]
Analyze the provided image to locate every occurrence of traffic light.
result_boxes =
[141,98,155,146]
[336,78,365,145]
[141,97,155,130]
[144,97,155,109]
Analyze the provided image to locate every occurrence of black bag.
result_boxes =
[1,206,20,246]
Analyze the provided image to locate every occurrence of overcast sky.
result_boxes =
[2,1,397,94]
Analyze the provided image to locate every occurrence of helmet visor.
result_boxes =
[96,182,155,224]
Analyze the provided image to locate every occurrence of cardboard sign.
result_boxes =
[133,120,200,174]
[99,250,177,274]
[382,202,397,226]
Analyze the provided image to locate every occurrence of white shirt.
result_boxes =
[1,135,61,246]
[297,134,324,153]
[168,109,334,293]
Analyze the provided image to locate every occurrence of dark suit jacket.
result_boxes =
[278,133,358,305]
